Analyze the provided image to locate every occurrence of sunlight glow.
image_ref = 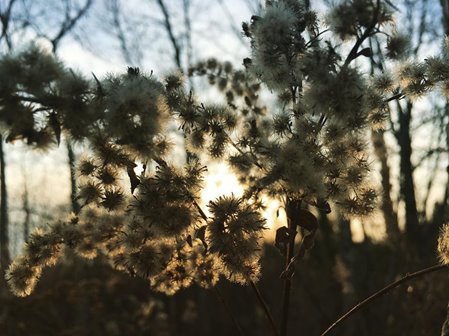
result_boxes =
[200,162,244,210]
[200,162,285,238]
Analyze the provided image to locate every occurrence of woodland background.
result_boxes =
[0,0,449,335]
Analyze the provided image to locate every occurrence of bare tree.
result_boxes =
[0,0,93,264]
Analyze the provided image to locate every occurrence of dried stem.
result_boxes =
[280,198,300,336]
[214,285,245,336]
[250,280,280,336]
[321,264,448,336]
[343,0,380,68]
[280,237,295,336]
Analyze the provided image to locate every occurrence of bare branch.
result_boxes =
[108,0,134,64]
[155,0,182,69]
[51,0,94,52]
[0,0,18,50]
[321,264,448,336]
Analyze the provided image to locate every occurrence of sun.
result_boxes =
[200,162,285,238]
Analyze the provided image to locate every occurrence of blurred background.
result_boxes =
[0,0,448,335]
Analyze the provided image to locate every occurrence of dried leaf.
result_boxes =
[275,226,293,255]
[316,199,331,214]
[127,166,140,194]
[296,209,318,232]
[186,235,193,247]
[92,72,104,97]
[302,232,316,250]
[195,225,208,252]
[48,113,61,145]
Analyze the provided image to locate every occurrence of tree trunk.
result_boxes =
[0,137,9,270]
[22,178,31,242]
[371,129,400,241]
[396,100,419,241]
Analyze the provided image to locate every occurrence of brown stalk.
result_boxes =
[321,264,448,336]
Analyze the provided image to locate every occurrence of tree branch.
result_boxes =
[321,264,448,336]
[51,0,93,52]
[343,0,381,68]
[156,0,182,69]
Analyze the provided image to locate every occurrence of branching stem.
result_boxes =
[250,280,280,336]
[280,198,300,336]
[321,264,448,336]
[214,285,245,336]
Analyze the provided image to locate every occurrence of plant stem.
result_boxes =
[280,234,295,336]
[214,285,245,336]
[342,0,380,68]
[384,91,404,103]
[250,280,280,336]
[280,197,301,336]
[321,264,448,336]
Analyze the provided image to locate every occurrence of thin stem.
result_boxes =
[384,92,405,103]
[304,29,330,49]
[193,198,208,222]
[342,0,380,68]
[280,232,295,336]
[214,286,245,336]
[250,280,280,336]
[321,264,448,336]
[280,198,300,336]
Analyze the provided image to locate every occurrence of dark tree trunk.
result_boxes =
[22,179,30,242]
[396,100,419,241]
[0,137,9,270]
[337,217,365,335]
[371,129,400,241]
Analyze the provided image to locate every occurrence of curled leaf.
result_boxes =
[296,209,318,232]
[127,165,140,194]
[48,112,61,145]
[195,225,208,252]
[315,199,331,214]
[275,226,294,256]
[186,234,193,247]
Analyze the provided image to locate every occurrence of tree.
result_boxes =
[2,1,449,335]
[0,0,94,271]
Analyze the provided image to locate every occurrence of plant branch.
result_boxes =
[250,280,280,336]
[321,264,448,336]
[51,0,93,53]
[214,285,245,336]
[384,92,405,103]
[280,198,301,336]
[343,0,380,68]
[156,0,182,69]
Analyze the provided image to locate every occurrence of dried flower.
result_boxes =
[438,224,449,265]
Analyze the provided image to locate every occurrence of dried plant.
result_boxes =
[2,1,449,335]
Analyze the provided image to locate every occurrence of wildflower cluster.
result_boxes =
[326,0,393,40]
[4,0,449,297]
[1,46,266,295]
[6,155,264,296]
[207,195,265,284]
